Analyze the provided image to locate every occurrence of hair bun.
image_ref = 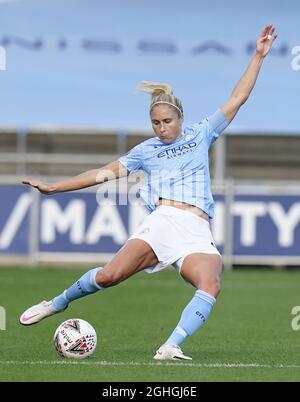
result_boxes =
[136,81,173,97]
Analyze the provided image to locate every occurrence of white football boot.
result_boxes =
[153,344,192,361]
[19,300,64,325]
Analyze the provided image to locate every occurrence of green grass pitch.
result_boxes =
[0,266,300,382]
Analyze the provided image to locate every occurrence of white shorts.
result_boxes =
[128,205,221,274]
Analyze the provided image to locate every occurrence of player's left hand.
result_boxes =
[256,24,277,57]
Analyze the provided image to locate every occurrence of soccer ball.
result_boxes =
[53,318,97,359]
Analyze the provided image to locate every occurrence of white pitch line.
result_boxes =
[0,360,300,369]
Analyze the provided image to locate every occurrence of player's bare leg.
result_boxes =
[154,253,222,360]
[20,239,158,325]
[180,253,222,296]
[95,239,159,287]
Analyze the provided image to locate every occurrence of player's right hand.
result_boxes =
[22,179,56,195]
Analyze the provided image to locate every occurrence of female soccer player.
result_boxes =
[20,25,277,360]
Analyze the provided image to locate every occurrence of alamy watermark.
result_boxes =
[291,306,300,330]
[291,46,300,71]
[95,167,205,207]
[0,306,6,330]
[0,46,6,71]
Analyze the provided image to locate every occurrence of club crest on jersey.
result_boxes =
[185,134,194,141]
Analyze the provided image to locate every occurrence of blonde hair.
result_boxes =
[136,81,183,117]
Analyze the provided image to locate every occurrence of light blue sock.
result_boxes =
[165,289,216,346]
[52,267,104,311]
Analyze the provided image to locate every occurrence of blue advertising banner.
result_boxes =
[213,194,300,256]
[0,185,300,262]
[0,0,299,133]
[38,192,147,254]
[0,185,31,254]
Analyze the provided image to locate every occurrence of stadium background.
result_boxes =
[0,0,300,383]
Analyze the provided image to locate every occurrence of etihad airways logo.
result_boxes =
[158,142,197,159]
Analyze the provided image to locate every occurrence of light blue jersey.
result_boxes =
[118,109,229,218]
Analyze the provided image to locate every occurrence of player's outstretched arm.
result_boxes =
[221,24,277,123]
[22,160,128,195]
